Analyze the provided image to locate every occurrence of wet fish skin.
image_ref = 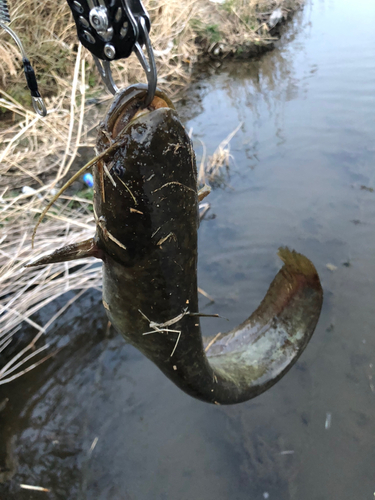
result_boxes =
[30,84,323,404]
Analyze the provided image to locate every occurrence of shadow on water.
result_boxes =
[2,0,375,498]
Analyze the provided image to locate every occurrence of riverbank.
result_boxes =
[0,0,304,107]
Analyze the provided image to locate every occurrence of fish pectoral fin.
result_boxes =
[26,238,103,267]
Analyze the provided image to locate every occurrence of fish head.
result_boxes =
[93,84,198,267]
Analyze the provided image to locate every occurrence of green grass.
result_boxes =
[67,188,94,212]
[190,19,222,43]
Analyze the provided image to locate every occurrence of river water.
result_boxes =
[1,0,375,498]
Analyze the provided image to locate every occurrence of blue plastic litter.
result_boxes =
[83,173,94,188]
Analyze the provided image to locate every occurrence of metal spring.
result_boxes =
[0,0,10,23]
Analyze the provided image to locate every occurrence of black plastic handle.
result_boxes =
[66,0,150,61]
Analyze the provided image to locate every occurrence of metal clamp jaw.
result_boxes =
[67,0,157,106]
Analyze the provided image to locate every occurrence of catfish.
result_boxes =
[30,84,323,405]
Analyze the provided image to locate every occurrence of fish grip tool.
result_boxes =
[0,0,47,116]
[66,0,157,105]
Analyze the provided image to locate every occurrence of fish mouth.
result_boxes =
[102,83,175,140]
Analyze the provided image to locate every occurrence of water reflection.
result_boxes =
[182,7,316,168]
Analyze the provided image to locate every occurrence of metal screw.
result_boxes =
[89,6,109,32]
[104,44,116,59]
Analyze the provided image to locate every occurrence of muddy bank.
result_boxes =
[193,1,304,61]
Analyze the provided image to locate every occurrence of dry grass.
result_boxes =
[0,188,100,384]
[0,43,101,189]
[0,0,303,105]
[0,47,100,384]
[0,0,304,383]
[198,122,242,186]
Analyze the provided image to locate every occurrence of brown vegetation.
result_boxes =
[0,0,303,105]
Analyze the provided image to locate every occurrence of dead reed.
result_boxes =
[198,122,242,186]
[0,188,100,384]
[0,47,101,384]
[0,0,304,106]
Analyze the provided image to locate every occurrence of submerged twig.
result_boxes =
[197,123,242,185]
[205,332,222,352]
[198,287,215,302]
[20,485,50,493]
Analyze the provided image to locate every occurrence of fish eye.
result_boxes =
[113,161,126,178]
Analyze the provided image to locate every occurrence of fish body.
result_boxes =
[30,84,323,404]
